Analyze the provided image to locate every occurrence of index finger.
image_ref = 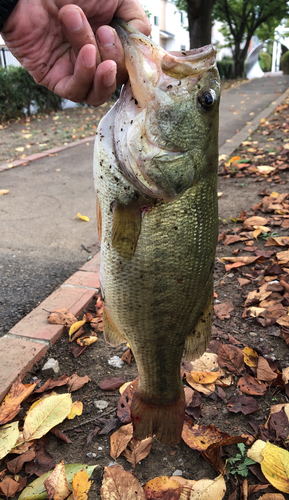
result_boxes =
[115,0,151,36]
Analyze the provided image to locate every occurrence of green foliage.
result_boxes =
[217,56,234,79]
[281,51,289,75]
[226,443,256,477]
[259,51,272,72]
[0,66,63,123]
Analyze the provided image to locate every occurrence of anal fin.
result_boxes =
[103,305,127,346]
[184,285,214,361]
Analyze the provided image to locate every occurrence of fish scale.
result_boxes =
[94,19,220,445]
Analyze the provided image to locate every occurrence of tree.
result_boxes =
[175,0,216,48]
[213,0,289,78]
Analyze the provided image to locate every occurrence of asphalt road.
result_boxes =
[1,75,289,336]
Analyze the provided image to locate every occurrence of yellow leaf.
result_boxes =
[76,336,97,347]
[0,189,9,195]
[144,476,181,497]
[0,421,19,460]
[257,166,276,175]
[119,381,132,394]
[44,461,72,500]
[15,147,24,152]
[228,155,241,164]
[189,371,221,385]
[248,440,289,493]
[242,347,259,367]
[23,134,32,139]
[68,316,86,341]
[23,393,72,441]
[71,469,92,500]
[67,401,83,420]
[75,213,90,222]
[182,474,226,500]
[0,378,37,425]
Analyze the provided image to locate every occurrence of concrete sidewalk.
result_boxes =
[0,74,289,402]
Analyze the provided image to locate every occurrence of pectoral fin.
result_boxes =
[103,305,127,346]
[184,285,214,361]
[111,199,141,260]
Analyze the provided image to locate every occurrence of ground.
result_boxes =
[1,84,289,500]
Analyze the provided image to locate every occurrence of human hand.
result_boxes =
[1,0,151,106]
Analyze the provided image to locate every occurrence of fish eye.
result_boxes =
[198,90,216,110]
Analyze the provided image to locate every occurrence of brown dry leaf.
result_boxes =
[99,377,126,391]
[227,395,260,415]
[257,357,278,382]
[237,375,267,396]
[238,278,251,286]
[190,352,219,372]
[44,460,72,500]
[242,347,259,367]
[221,255,259,265]
[123,437,152,468]
[282,367,289,384]
[110,423,133,460]
[122,348,132,364]
[67,374,91,393]
[214,301,234,320]
[180,474,226,500]
[48,309,77,327]
[76,336,98,347]
[181,417,246,451]
[25,442,54,476]
[100,464,145,499]
[0,378,37,425]
[276,315,289,328]
[218,344,244,374]
[245,285,271,306]
[264,404,289,429]
[223,235,242,245]
[259,495,286,499]
[70,469,92,500]
[276,250,289,264]
[11,432,35,454]
[143,476,181,500]
[117,378,138,423]
[243,216,269,228]
[7,447,36,473]
[35,375,69,394]
[0,477,21,497]
[50,428,73,444]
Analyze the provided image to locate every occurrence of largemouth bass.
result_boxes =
[94,19,220,445]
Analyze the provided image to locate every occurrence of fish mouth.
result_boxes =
[111,18,216,109]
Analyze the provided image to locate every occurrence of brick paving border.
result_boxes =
[0,252,100,403]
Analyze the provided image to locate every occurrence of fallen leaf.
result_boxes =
[110,423,133,460]
[227,395,260,415]
[74,213,90,222]
[0,421,20,460]
[100,464,145,499]
[35,375,69,394]
[179,474,226,500]
[19,464,97,500]
[264,404,289,429]
[257,166,276,175]
[48,309,77,328]
[67,401,83,419]
[70,469,92,500]
[0,189,9,195]
[247,440,289,493]
[242,347,259,367]
[23,393,72,441]
[117,378,138,423]
[0,477,21,497]
[99,377,126,391]
[237,375,267,396]
[25,442,54,476]
[282,367,289,384]
[0,378,37,425]
[218,344,244,374]
[181,417,246,451]
[243,216,269,228]
[68,316,87,341]
[44,461,72,500]
[50,428,73,444]
[223,235,242,245]
[257,357,278,382]
[7,447,36,474]
[214,301,234,320]
[76,336,97,346]
[268,409,289,440]
[188,371,221,385]
[67,374,91,393]
[123,437,152,468]
[143,476,181,499]
[122,348,132,364]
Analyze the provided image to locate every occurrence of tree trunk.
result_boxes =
[187,0,216,48]
[232,42,245,78]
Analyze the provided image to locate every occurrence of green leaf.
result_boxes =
[19,463,98,500]
[23,393,72,441]
[0,421,19,459]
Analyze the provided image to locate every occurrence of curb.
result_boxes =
[0,136,95,173]
[0,252,100,403]
[218,86,289,159]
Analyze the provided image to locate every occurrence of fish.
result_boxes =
[93,19,220,446]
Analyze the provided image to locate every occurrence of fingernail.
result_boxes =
[61,9,83,31]
[82,46,96,68]
[103,64,117,87]
[97,26,116,47]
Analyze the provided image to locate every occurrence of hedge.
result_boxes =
[217,56,234,80]
[281,51,289,75]
[0,66,63,122]
[259,52,271,72]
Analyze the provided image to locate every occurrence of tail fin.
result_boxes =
[131,389,185,446]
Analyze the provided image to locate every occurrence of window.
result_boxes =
[154,16,159,26]
[181,45,186,51]
[180,12,184,24]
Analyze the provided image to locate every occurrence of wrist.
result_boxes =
[0,0,19,30]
